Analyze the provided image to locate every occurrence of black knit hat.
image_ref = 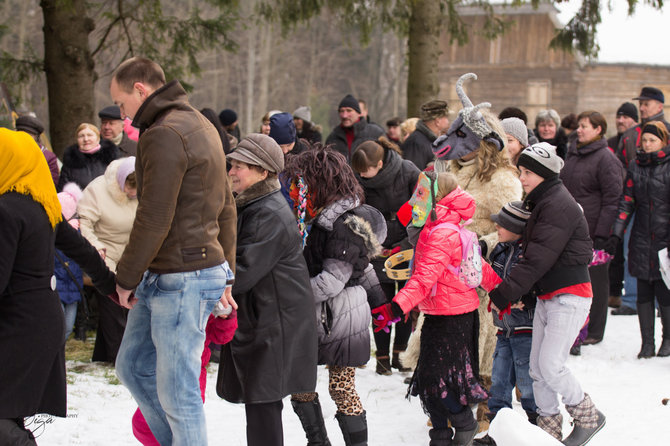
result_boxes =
[517,142,564,179]
[616,102,639,122]
[218,109,238,126]
[338,94,361,113]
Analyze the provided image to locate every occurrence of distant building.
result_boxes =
[438,3,670,137]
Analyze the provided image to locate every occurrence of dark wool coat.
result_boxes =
[400,120,437,170]
[534,127,568,160]
[57,139,119,191]
[0,192,65,418]
[304,199,387,366]
[612,144,670,281]
[489,178,593,310]
[325,118,384,162]
[617,112,670,167]
[217,180,317,404]
[118,132,138,157]
[356,148,420,283]
[560,137,624,241]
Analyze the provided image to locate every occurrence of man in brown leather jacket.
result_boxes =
[110,57,237,446]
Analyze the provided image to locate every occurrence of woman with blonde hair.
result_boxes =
[58,123,119,191]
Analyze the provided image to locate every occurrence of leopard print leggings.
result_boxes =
[291,366,363,415]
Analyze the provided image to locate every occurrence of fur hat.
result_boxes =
[501,117,529,147]
[269,112,296,145]
[491,200,530,235]
[338,94,361,113]
[218,109,238,126]
[58,182,83,228]
[616,102,639,122]
[98,105,122,120]
[227,133,284,173]
[517,142,564,179]
[293,106,311,123]
[15,115,45,138]
[420,100,448,121]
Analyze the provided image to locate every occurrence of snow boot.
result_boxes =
[335,411,367,446]
[562,393,606,446]
[429,427,454,445]
[473,433,496,445]
[0,418,37,446]
[392,350,412,372]
[537,413,563,441]
[637,301,656,358]
[449,407,478,446]
[656,306,670,357]
[375,355,392,375]
[291,396,332,446]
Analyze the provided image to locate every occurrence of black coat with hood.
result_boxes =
[356,148,420,284]
[400,120,437,170]
[217,179,317,404]
[611,144,670,281]
[489,178,593,310]
[58,139,119,191]
[304,198,387,366]
[560,136,624,242]
[325,118,384,162]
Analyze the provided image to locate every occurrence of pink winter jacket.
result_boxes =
[393,187,501,316]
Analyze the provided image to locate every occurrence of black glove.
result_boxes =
[479,239,488,258]
[593,237,607,251]
[602,235,620,256]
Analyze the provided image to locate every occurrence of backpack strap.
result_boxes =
[426,221,463,296]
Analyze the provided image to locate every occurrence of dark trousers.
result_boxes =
[609,237,625,296]
[91,290,128,363]
[423,393,474,430]
[637,279,670,306]
[587,263,609,341]
[373,282,412,355]
[245,400,284,446]
[0,419,37,446]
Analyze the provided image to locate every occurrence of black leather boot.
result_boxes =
[429,427,454,445]
[449,407,478,446]
[291,396,332,446]
[335,411,367,446]
[657,306,670,357]
[637,301,656,358]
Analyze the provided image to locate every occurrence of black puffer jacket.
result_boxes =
[356,148,420,283]
[617,112,670,167]
[217,179,317,404]
[400,120,436,170]
[57,139,119,191]
[611,144,670,281]
[304,198,387,366]
[489,178,593,309]
[325,119,384,162]
[560,137,624,241]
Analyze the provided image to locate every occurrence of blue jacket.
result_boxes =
[489,240,534,338]
[54,248,83,305]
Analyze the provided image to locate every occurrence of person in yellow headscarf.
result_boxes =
[0,128,66,443]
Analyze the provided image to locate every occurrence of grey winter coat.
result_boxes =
[304,198,387,366]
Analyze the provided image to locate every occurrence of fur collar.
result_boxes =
[62,139,119,168]
[104,158,136,205]
[234,178,281,208]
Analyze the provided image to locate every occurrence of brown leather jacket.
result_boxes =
[115,80,236,289]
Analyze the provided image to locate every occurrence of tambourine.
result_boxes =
[384,249,414,281]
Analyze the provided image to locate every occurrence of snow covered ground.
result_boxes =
[35,314,670,445]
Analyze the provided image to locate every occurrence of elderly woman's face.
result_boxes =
[77,127,99,151]
[228,159,267,194]
[537,120,557,140]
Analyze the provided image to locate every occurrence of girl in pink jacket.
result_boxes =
[375,171,500,446]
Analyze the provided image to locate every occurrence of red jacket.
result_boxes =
[394,187,500,315]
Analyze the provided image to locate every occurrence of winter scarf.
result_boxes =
[0,128,62,228]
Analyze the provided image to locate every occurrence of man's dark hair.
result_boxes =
[498,107,528,124]
[113,57,166,92]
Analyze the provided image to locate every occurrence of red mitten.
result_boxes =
[396,201,413,227]
[371,303,401,333]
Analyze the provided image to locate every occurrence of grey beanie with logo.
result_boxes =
[516,142,564,179]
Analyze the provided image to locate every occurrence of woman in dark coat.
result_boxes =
[216,134,318,446]
[351,137,420,375]
[561,111,624,347]
[284,146,388,446]
[0,129,117,443]
[58,123,119,191]
[610,122,670,359]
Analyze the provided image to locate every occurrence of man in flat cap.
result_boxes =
[99,105,137,157]
[325,93,384,162]
[401,99,449,170]
[618,86,670,167]
[15,114,60,185]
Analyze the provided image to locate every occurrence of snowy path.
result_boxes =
[36,314,670,445]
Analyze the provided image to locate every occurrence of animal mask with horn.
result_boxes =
[432,73,504,160]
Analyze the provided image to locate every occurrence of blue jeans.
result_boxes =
[530,294,591,417]
[488,334,537,419]
[116,262,233,446]
[61,302,78,342]
[622,215,637,309]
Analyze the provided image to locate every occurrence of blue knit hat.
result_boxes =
[269,112,296,145]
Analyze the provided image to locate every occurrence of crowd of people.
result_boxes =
[1,57,669,446]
